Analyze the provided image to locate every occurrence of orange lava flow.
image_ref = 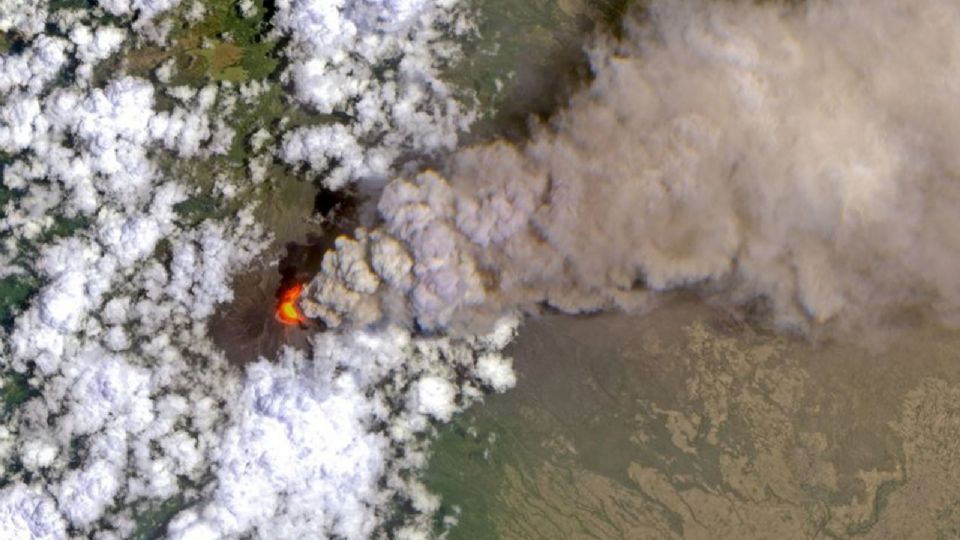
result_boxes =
[276,283,305,325]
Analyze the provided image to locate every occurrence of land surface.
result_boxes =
[428,301,960,539]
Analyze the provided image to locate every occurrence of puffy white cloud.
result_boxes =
[18,437,59,472]
[149,85,222,157]
[6,178,184,375]
[281,123,368,189]
[2,75,232,225]
[170,320,518,538]
[0,0,48,37]
[38,266,90,335]
[70,25,126,64]
[0,93,44,152]
[0,35,68,95]
[70,24,126,82]
[290,58,364,115]
[275,0,476,188]
[475,353,516,392]
[97,211,164,267]
[345,0,433,33]
[414,376,458,421]
[238,0,256,18]
[57,348,154,437]
[155,58,176,83]
[0,61,266,540]
[56,458,123,528]
[178,354,386,537]
[28,76,160,209]
[0,484,66,540]
[163,208,268,320]
[98,0,181,21]
[166,514,220,540]
[2,195,268,533]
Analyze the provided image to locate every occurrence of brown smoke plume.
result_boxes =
[302,0,960,340]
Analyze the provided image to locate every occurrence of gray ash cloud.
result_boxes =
[304,0,960,341]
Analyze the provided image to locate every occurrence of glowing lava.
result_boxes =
[276,283,305,325]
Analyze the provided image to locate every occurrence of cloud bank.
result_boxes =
[276,0,476,189]
[166,321,517,539]
[0,1,518,538]
[305,0,960,339]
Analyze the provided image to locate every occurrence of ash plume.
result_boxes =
[303,0,960,338]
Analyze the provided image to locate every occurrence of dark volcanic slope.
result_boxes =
[210,269,313,366]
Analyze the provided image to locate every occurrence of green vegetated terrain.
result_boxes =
[448,0,633,142]
[124,0,279,85]
[426,301,960,539]
[122,0,318,238]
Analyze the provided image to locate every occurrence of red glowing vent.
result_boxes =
[276,283,305,325]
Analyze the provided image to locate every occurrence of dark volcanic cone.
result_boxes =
[210,269,314,366]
